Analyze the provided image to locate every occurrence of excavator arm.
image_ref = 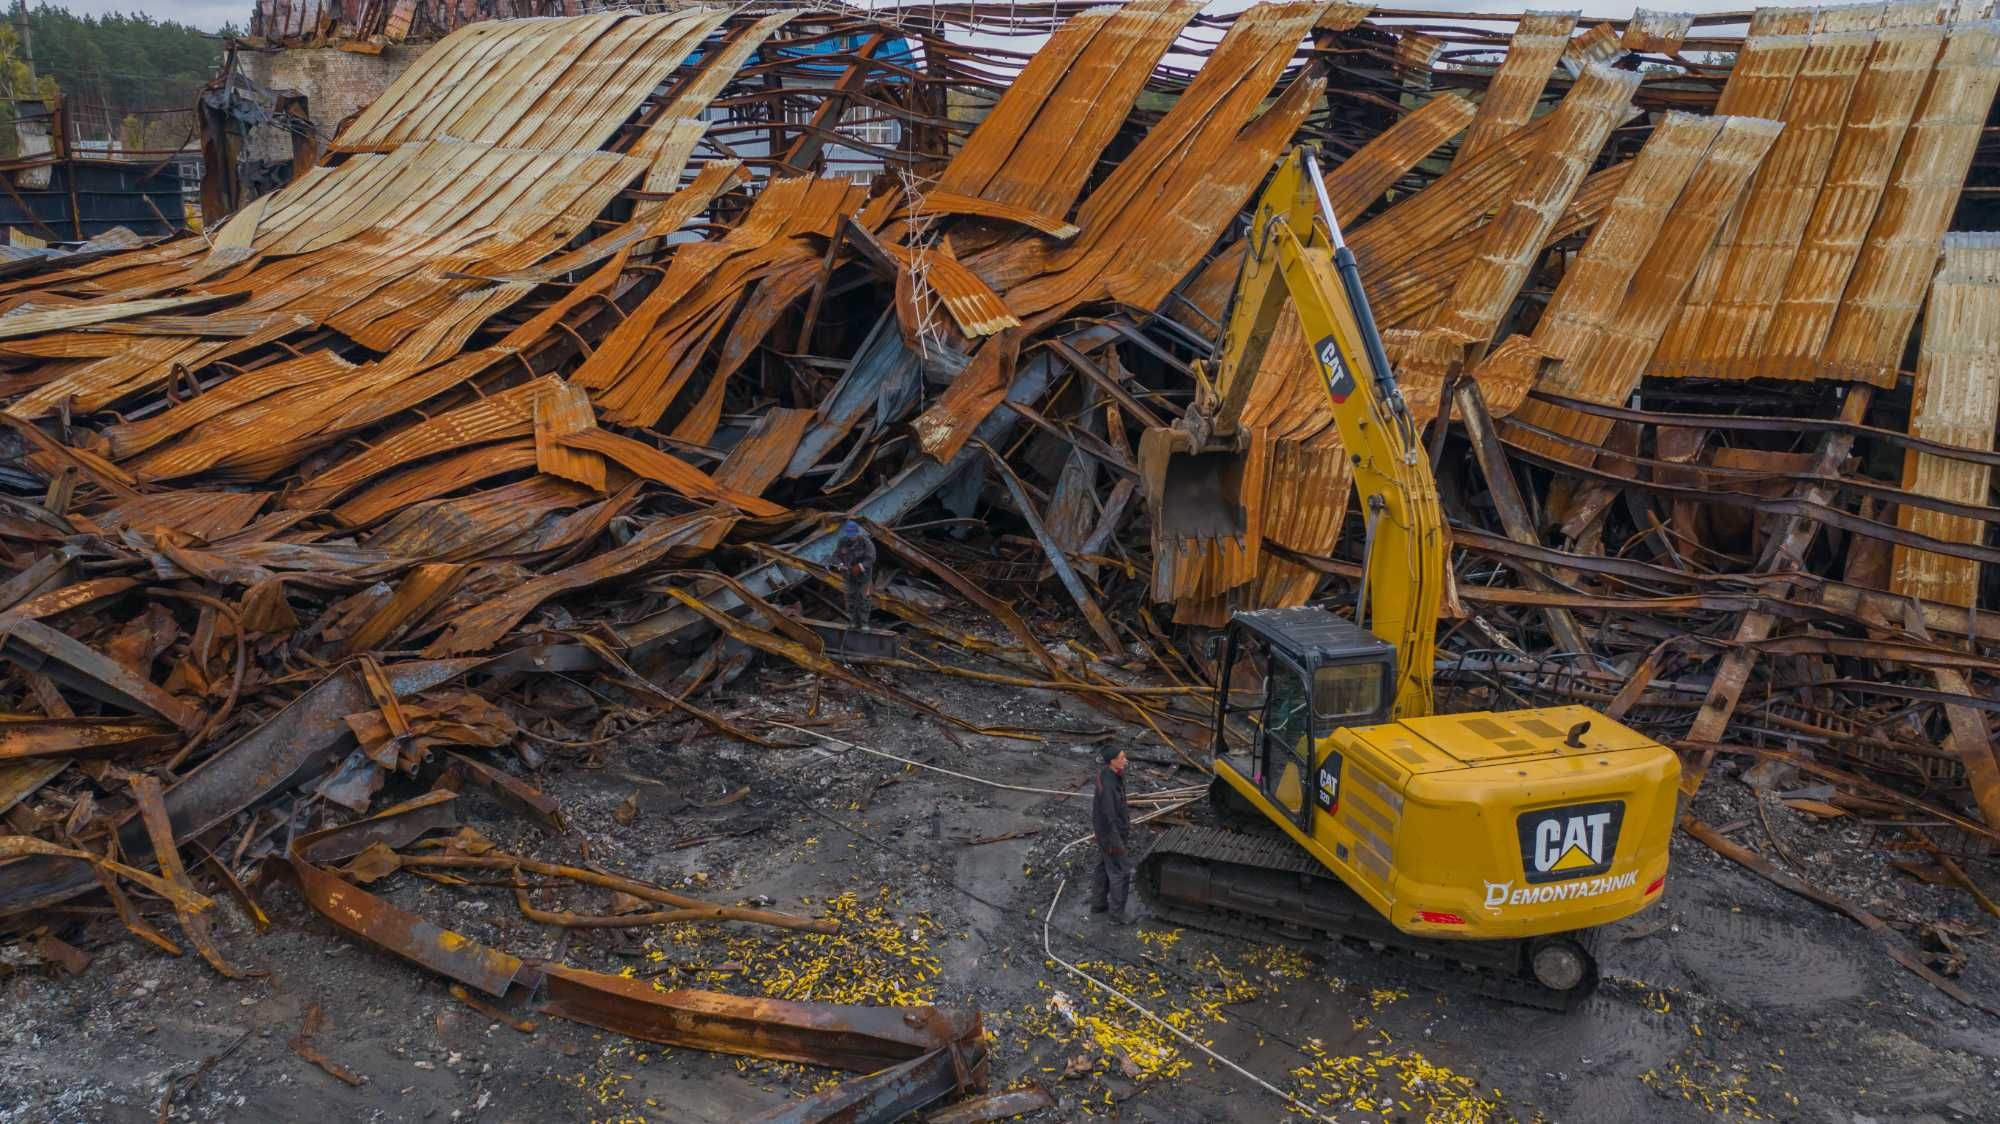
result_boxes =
[1141,147,1446,716]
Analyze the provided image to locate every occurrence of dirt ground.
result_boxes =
[4,646,1999,1124]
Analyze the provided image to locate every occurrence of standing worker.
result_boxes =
[1091,746,1133,924]
[831,520,877,632]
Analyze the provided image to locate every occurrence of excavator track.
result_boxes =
[1138,825,1600,1013]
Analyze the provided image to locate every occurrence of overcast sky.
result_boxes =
[45,0,1761,34]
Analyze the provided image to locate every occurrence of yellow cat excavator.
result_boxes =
[1135,147,1680,1009]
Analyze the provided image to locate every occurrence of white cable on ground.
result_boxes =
[1041,876,1340,1123]
[765,721,1200,804]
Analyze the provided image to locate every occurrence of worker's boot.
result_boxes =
[1089,900,1109,914]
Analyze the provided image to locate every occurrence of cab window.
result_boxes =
[1263,660,1312,816]
[1313,661,1384,723]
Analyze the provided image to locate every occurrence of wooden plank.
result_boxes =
[1680,386,1873,797]
[1455,381,1591,657]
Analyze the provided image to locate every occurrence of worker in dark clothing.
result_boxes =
[831,520,876,631]
[1091,746,1133,924]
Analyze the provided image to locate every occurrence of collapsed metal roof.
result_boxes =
[6,0,2000,1088]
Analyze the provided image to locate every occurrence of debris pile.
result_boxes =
[5,0,2000,1116]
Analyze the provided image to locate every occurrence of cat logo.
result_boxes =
[1313,751,1342,814]
[1516,801,1623,884]
[1312,335,1354,403]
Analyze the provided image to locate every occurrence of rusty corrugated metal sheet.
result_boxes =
[103,349,358,460]
[362,475,597,560]
[1457,10,1579,164]
[559,428,786,517]
[1394,30,1445,75]
[287,376,565,511]
[1320,92,1476,218]
[335,12,725,155]
[936,0,1205,221]
[1758,22,1947,369]
[1408,64,1640,407]
[1368,160,1630,331]
[126,349,514,484]
[576,176,867,427]
[1892,232,2000,607]
[714,408,815,497]
[1622,9,1695,53]
[1656,25,1879,378]
[332,440,541,528]
[1648,16,1811,363]
[533,380,605,492]
[1531,112,1722,366]
[1818,19,2000,385]
[91,491,271,539]
[1563,22,1622,72]
[0,296,225,341]
[988,2,1331,324]
[1508,116,1783,462]
[1351,113,1554,290]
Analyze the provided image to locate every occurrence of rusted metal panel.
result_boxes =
[1395,30,1446,76]
[363,476,599,560]
[1759,23,1946,368]
[1367,160,1630,332]
[559,428,787,516]
[89,490,272,539]
[1563,22,1622,73]
[936,0,1204,220]
[541,966,985,1072]
[1509,116,1783,461]
[1819,20,2000,385]
[985,2,1330,323]
[0,295,229,340]
[1351,113,1555,289]
[577,175,867,426]
[1457,10,1580,164]
[1892,233,2000,608]
[532,379,605,492]
[1409,64,1640,397]
[330,440,539,528]
[1648,20,1810,364]
[0,718,175,762]
[424,509,736,656]
[714,407,815,497]
[1320,92,1476,218]
[286,376,563,511]
[1623,9,1695,53]
[0,617,202,732]
[336,13,724,156]
[1657,26,1879,378]
[1532,112,1722,366]
[878,237,1020,337]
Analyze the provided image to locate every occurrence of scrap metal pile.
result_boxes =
[5,0,2000,1105]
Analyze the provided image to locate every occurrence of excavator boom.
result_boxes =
[1139,148,1444,715]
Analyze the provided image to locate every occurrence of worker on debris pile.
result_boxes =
[832,519,877,631]
[1091,746,1134,925]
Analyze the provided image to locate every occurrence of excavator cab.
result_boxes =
[1212,608,1394,829]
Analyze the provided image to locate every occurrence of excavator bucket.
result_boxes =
[1136,426,1252,546]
